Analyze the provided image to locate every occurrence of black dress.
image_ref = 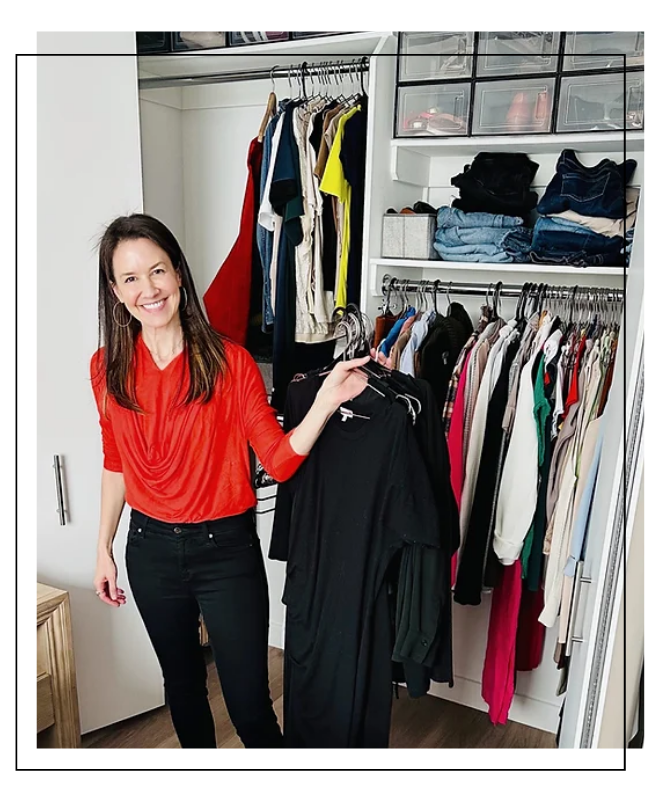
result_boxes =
[270,374,443,747]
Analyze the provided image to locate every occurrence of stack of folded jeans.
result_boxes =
[434,206,533,263]
[532,149,638,267]
[450,152,540,218]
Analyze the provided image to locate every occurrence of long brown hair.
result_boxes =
[96,214,227,412]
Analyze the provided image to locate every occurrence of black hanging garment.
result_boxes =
[382,372,458,696]
[417,302,474,412]
[270,374,443,748]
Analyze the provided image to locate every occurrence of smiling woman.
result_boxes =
[89,213,372,749]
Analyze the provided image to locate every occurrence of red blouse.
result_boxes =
[90,336,307,523]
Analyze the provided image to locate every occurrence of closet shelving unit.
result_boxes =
[134,31,643,749]
[364,31,644,316]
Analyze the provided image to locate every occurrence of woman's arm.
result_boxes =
[97,468,126,555]
[241,349,391,479]
[288,357,370,455]
[94,468,128,607]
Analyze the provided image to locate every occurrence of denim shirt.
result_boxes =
[564,422,604,577]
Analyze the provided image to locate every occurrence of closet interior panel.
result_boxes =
[139,89,186,249]
[181,84,267,293]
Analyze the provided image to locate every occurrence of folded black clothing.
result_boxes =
[451,151,540,217]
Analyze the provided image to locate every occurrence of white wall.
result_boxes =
[37,33,164,733]
[139,91,186,248]
[37,31,137,54]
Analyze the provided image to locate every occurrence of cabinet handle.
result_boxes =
[53,455,66,526]
[566,563,592,656]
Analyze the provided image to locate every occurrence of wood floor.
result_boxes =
[82,647,556,749]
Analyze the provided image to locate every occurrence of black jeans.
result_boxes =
[125,508,283,748]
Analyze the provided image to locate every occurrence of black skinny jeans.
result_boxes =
[125,508,283,748]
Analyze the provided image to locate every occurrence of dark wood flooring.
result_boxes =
[83,650,555,752]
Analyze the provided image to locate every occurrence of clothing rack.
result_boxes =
[138,56,370,90]
[381,275,625,303]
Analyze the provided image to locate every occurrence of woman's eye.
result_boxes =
[152,268,165,275]
[125,276,135,283]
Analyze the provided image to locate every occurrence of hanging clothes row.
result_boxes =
[270,305,458,748]
[203,58,370,411]
[374,277,623,726]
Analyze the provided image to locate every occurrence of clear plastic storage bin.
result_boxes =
[563,31,644,71]
[473,77,555,134]
[228,32,289,46]
[399,32,474,81]
[172,32,227,50]
[397,83,471,136]
[477,31,560,76]
[557,72,644,132]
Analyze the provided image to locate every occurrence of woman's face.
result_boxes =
[112,238,182,331]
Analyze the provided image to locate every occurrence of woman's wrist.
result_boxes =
[97,539,114,558]
[312,387,337,420]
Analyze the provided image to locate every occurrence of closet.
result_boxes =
[36,31,644,749]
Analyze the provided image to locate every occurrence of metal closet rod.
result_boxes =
[382,277,625,302]
[139,56,369,90]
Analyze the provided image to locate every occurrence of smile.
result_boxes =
[141,299,166,311]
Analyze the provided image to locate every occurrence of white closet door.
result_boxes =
[37,34,164,733]
[560,278,653,752]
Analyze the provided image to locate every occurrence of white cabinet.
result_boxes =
[36,33,164,734]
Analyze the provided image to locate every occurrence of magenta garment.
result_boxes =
[481,561,523,725]
[447,353,472,586]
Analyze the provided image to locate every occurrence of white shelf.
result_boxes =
[138,32,392,80]
[370,257,628,277]
[392,131,644,157]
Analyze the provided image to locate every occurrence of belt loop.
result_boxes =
[202,521,210,540]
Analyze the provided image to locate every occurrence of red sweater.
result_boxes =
[90,336,306,523]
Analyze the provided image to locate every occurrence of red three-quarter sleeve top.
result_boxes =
[90,336,307,523]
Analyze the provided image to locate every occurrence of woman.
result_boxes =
[91,214,374,749]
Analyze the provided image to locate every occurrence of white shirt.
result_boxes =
[258,112,286,232]
[493,314,553,565]
[459,321,515,547]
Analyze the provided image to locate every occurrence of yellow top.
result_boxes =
[319,105,360,310]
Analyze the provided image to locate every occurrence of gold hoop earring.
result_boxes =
[180,287,188,311]
[112,301,132,328]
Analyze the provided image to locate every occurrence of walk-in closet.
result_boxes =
[36,31,644,754]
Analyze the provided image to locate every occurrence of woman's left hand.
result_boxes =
[316,356,370,412]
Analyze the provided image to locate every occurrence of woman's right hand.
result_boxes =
[94,552,126,607]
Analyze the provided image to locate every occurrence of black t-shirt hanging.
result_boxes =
[339,99,368,306]
[378,371,456,691]
[418,302,474,412]
[270,102,303,411]
[270,374,442,747]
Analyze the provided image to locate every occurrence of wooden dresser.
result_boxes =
[37,583,81,747]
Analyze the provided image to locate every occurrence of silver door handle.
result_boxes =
[53,455,66,526]
[566,563,592,654]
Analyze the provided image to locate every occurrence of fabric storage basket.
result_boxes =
[382,213,437,259]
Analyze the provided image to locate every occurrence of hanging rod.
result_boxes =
[382,275,625,302]
[139,56,369,90]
